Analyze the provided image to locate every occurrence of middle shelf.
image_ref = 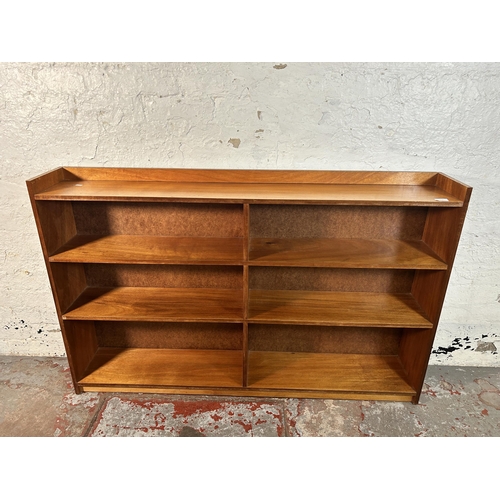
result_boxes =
[63,287,244,322]
[62,286,432,328]
[248,289,432,328]
[49,235,446,269]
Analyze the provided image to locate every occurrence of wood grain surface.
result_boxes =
[249,238,447,269]
[63,287,243,322]
[79,348,243,388]
[35,180,463,205]
[50,235,244,264]
[249,289,432,328]
[247,351,415,395]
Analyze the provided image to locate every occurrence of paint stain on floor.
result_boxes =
[88,397,285,437]
[2,356,500,437]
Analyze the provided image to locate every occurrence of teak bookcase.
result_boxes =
[26,167,471,403]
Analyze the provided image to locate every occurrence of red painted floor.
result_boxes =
[1,355,499,436]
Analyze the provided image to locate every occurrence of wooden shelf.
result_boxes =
[63,287,243,322]
[34,180,463,206]
[49,235,244,264]
[79,349,414,399]
[79,348,243,389]
[248,352,415,397]
[50,235,446,269]
[249,238,447,269]
[248,290,432,328]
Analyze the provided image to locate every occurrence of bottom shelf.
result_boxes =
[248,351,415,398]
[79,348,243,389]
[78,347,416,401]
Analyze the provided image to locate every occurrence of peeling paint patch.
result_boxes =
[273,64,287,70]
[433,345,460,355]
[228,138,240,148]
[432,336,475,356]
[430,326,499,366]
[476,341,497,352]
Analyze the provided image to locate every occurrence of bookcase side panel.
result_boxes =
[401,188,472,402]
[64,321,99,391]
[50,263,88,314]
[35,201,78,255]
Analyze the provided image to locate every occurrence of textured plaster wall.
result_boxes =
[0,62,498,365]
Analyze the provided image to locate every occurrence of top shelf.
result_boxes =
[34,180,463,206]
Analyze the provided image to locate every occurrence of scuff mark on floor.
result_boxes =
[179,426,205,437]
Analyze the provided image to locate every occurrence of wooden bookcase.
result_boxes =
[26,167,471,403]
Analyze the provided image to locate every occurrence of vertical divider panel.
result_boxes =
[243,204,250,263]
[242,204,250,386]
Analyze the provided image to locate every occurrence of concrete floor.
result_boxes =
[1,355,499,437]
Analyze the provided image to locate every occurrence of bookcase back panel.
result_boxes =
[249,267,414,293]
[249,324,401,355]
[83,264,243,289]
[250,205,428,239]
[95,322,243,350]
[72,202,244,238]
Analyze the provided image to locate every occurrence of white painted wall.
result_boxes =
[1,62,498,365]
